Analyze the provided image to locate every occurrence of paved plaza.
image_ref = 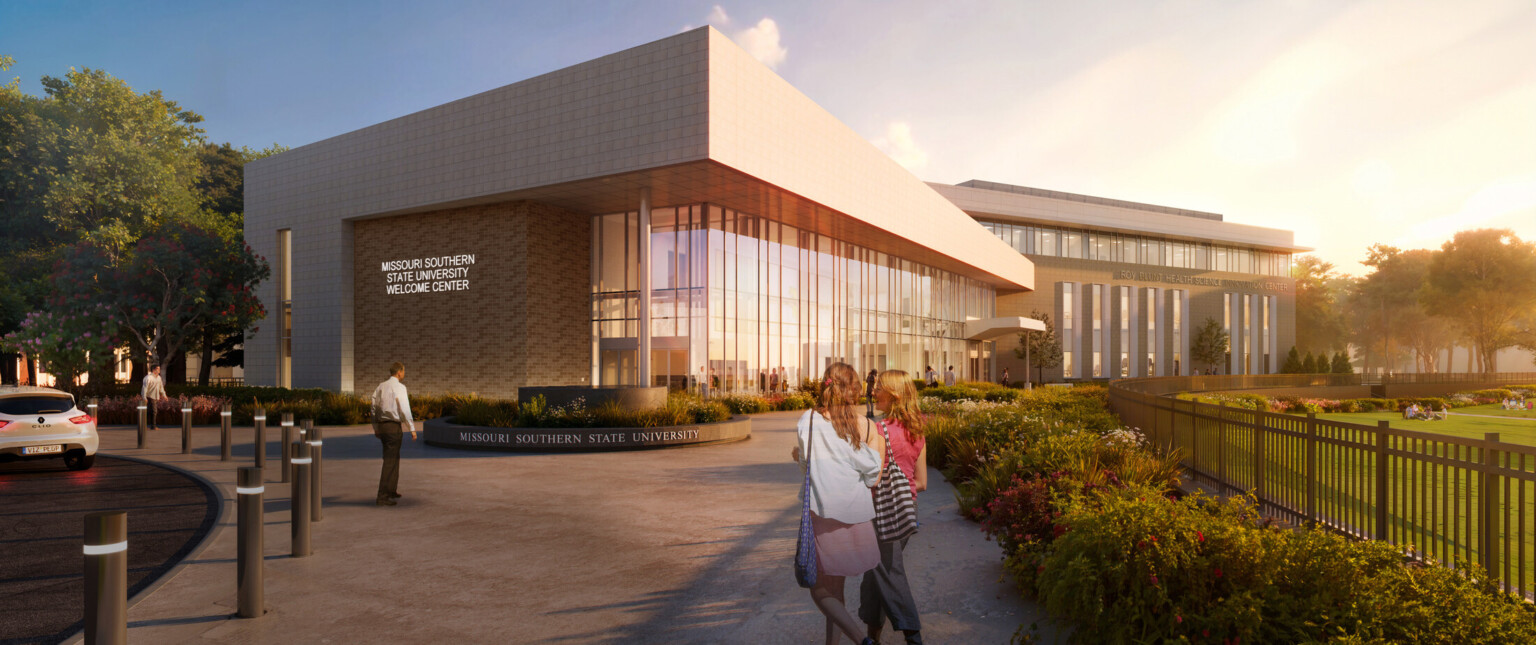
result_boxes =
[57,411,1059,644]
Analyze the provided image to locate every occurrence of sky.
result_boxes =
[2,0,1532,276]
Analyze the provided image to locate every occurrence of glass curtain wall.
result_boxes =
[978,220,1292,277]
[592,204,996,392]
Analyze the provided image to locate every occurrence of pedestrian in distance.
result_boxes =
[141,364,166,430]
[1000,367,1010,386]
[943,365,956,387]
[791,362,885,645]
[862,369,928,645]
[923,365,937,386]
[865,368,878,418]
[370,362,417,506]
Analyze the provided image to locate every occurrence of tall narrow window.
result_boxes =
[1223,293,1232,373]
[1146,289,1156,376]
[1261,296,1271,373]
[1171,290,1184,375]
[1091,284,1102,378]
[1234,294,1247,374]
[1119,287,1130,378]
[277,229,292,388]
[1061,283,1074,378]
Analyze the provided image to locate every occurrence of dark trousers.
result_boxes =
[147,397,161,429]
[373,421,402,500]
[859,536,922,634]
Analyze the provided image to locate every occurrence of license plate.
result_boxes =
[23,445,63,455]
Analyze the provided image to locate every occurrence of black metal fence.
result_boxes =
[1109,373,1536,598]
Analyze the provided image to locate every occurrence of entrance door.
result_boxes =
[650,349,689,391]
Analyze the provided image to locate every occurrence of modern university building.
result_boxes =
[244,27,1305,399]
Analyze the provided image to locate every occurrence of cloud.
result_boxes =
[698,5,788,69]
[873,121,929,171]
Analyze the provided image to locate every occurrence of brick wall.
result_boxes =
[353,201,590,399]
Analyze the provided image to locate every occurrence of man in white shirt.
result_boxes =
[370,362,417,506]
[141,365,166,430]
[944,365,957,387]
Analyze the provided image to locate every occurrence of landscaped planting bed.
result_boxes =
[922,386,1536,644]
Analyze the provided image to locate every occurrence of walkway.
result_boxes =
[63,411,1060,644]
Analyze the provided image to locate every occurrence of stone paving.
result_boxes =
[61,411,1063,644]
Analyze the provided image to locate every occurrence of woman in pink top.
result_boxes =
[859,370,927,645]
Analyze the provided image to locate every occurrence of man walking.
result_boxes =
[141,364,165,430]
[370,362,417,506]
[944,365,957,386]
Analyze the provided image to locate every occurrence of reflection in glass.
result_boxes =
[592,204,996,392]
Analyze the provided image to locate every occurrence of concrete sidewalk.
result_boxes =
[75,412,1062,644]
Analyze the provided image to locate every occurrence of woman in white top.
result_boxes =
[792,362,885,645]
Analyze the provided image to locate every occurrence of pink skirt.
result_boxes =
[811,512,880,576]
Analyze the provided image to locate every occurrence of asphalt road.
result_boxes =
[0,456,217,645]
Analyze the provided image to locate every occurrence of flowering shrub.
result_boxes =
[454,393,730,429]
[936,385,1536,643]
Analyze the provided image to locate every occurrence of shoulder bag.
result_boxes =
[872,419,920,542]
[794,411,819,588]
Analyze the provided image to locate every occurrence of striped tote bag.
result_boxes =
[872,420,919,542]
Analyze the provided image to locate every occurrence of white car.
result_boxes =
[0,385,99,470]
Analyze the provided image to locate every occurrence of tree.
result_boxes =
[1015,309,1063,384]
[1191,317,1228,374]
[1291,255,1352,355]
[1281,346,1302,374]
[1301,351,1318,374]
[1331,350,1354,374]
[56,223,268,373]
[1354,244,1455,373]
[1,308,120,391]
[1,62,207,382]
[1421,229,1536,372]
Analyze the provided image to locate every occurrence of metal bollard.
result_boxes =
[87,398,98,423]
[236,467,264,618]
[220,404,233,461]
[181,405,193,454]
[84,510,128,645]
[308,426,323,522]
[291,441,313,557]
[253,409,266,469]
[136,404,147,449]
[280,414,295,484]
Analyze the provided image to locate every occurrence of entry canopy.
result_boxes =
[965,316,1047,342]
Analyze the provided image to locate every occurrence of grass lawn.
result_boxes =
[1311,404,1536,447]
[1180,404,1536,594]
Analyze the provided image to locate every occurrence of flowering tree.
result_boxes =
[55,223,269,373]
[1,308,121,390]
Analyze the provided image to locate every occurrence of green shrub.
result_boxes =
[451,392,729,429]
[717,394,773,415]
[1013,486,1536,644]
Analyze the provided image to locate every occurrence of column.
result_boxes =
[1128,286,1144,377]
[1152,287,1165,377]
[1179,290,1191,376]
[1249,294,1262,375]
[1267,295,1279,374]
[638,188,651,387]
[1228,293,1242,375]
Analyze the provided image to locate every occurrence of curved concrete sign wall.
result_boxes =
[424,415,751,451]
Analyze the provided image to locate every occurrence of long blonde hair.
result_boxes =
[816,362,866,449]
[876,369,925,438]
